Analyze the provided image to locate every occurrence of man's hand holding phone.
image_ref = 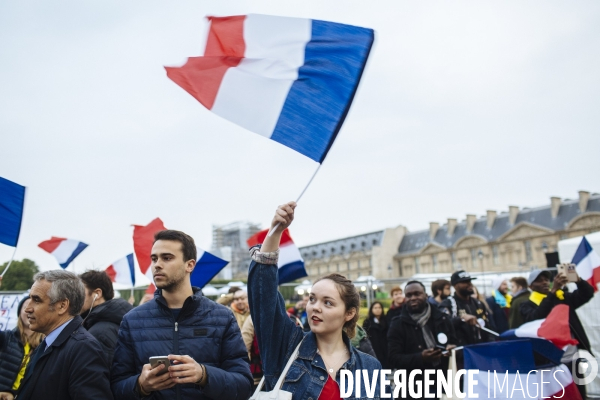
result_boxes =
[138,357,176,395]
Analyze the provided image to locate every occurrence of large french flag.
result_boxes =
[464,341,582,399]
[500,304,578,349]
[105,254,136,288]
[247,228,307,284]
[572,236,600,292]
[38,237,88,269]
[166,14,374,163]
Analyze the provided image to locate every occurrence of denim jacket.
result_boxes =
[248,249,389,400]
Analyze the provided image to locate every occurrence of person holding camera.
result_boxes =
[521,266,594,398]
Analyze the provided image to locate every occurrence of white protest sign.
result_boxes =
[0,293,28,331]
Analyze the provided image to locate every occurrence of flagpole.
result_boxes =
[267,163,322,237]
[1,247,18,277]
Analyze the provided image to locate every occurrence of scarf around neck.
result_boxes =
[410,304,439,366]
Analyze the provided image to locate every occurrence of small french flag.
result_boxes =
[247,228,307,284]
[572,236,600,292]
[166,14,374,163]
[500,304,578,349]
[105,254,136,288]
[38,236,88,269]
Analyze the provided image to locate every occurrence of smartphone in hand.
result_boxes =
[149,356,170,376]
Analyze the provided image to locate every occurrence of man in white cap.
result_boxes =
[485,276,511,334]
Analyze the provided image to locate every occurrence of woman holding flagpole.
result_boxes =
[248,202,386,399]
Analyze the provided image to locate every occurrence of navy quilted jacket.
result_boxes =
[111,287,253,400]
[0,328,23,393]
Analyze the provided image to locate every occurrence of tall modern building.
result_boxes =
[211,221,262,280]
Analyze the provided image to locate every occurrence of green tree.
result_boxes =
[0,259,39,291]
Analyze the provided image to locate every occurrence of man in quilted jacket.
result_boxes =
[111,230,253,400]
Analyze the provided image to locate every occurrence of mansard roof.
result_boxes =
[299,230,384,261]
[398,194,600,256]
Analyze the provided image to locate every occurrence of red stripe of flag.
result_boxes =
[38,236,66,253]
[165,15,245,110]
[247,228,294,248]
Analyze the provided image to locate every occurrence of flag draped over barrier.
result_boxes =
[464,340,581,399]
[247,228,306,284]
[38,237,88,269]
[166,14,374,164]
[500,304,578,349]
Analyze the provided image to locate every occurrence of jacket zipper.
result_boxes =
[174,320,180,400]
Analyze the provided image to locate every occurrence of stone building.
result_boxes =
[299,191,600,282]
[396,191,600,277]
[299,226,406,281]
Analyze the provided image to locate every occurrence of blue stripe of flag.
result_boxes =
[271,20,374,163]
[59,241,88,269]
[190,251,229,289]
[0,176,26,247]
[278,261,307,285]
[126,253,136,287]
[464,340,536,374]
[571,236,592,265]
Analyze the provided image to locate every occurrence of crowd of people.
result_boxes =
[0,201,595,399]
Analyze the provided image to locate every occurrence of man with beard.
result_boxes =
[388,281,456,399]
[428,279,451,307]
[111,230,252,400]
[79,270,133,366]
[439,271,493,346]
[485,277,511,334]
[520,267,594,399]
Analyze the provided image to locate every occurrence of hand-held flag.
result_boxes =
[572,236,600,292]
[190,248,229,289]
[0,176,25,248]
[132,218,167,294]
[0,176,26,277]
[166,14,374,164]
[247,228,307,284]
[38,237,88,269]
[106,254,136,288]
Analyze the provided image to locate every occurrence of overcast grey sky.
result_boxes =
[1,1,599,273]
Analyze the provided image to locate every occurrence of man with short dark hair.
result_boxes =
[388,281,457,399]
[439,271,493,346]
[79,270,133,365]
[17,270,113,400]
[111,230,252,400]
[428,279,451,306]
[508,277,529,329]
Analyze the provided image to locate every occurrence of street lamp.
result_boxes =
[541,242,548,254]
[478,249,485,295]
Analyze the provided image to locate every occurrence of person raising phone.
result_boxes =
[248,202,386,399]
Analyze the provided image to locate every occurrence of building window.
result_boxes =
[351,243,356,250]
[414,257,420,273]
[336,263,340,272]
[493,246,499,265]
[471,249,477,268]
[525,241,532,262]
[347,262,351,271]
[432,254,438,272]
[451,252,456,268]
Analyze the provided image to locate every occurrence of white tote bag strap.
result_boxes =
[250,337,305,400]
